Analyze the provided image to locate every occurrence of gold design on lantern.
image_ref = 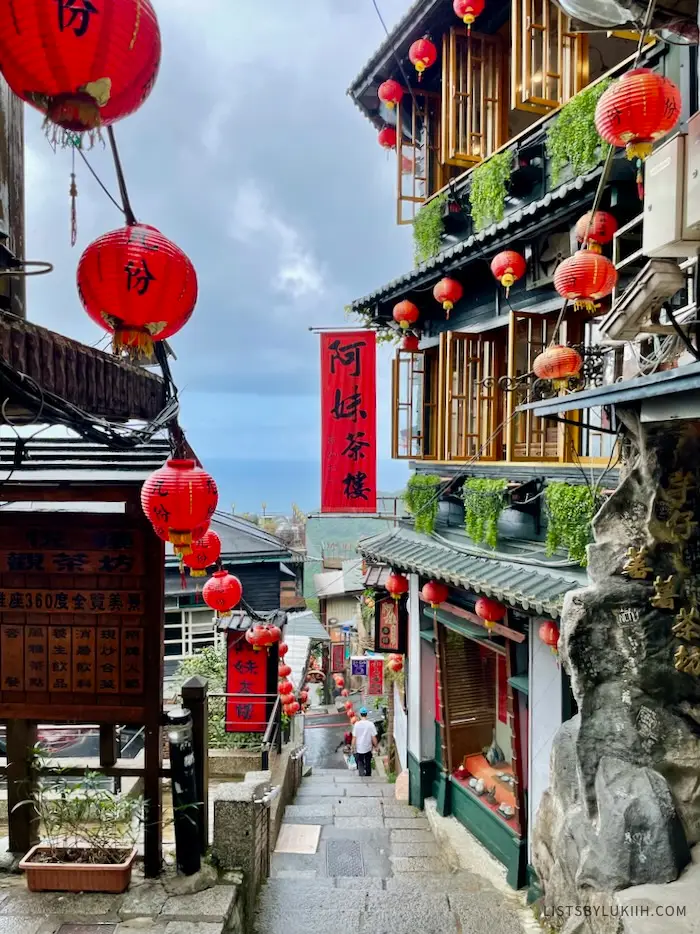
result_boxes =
[672,606,700,642]
[666,510,697,543]
[622,546,652,580]
[675,644,700,676]
[651,575,676,609]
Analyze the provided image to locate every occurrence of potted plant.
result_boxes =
[17,761,142,894]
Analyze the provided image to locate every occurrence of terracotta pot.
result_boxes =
[19,845,137,893]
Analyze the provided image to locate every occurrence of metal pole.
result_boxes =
[182,675,209,855]
[167,707,201,876]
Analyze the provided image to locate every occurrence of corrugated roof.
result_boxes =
[359,527,585,617]
[285,610,330,643]
[314,559,365,598]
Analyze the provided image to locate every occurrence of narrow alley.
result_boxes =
[255,768,527,934]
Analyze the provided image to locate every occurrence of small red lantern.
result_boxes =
[279,642,289,657]
[267,626,282,645]
[341,689,349,697]
[539,620,560,655]
[378,126,397,150]
[152,520,209,556]
[553,251,618,314]
[344,700,354,710]
[78,224,198,358]
[0,0,161,140]
[421,580,449,609]
[409,37,437,79]
[386,572,409,600]
[279,680,294,696]
[388,654,404,673]
[378,79,404,109]
[335,676,345,689]
[350,715,359,725]
[533,346,583,391]
[279,664,292,678]
[490,251,527,296]
[575,212,618,253]
[393,300,419,330]
[401,334,421,352]
[453,0,485,26]
[595,69,681,162]
[182,530,221,578]
[287,701,301,716]
[299,690,309,704]
[433,278,463,318]
[202,571,242,618]
[141,460,218,552]
[475,596,507,631]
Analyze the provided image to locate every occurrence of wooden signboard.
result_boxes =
[374,596,408,654]
[0,513,159,722]
[331,642,345,673]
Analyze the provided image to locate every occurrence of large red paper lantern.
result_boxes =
[595,68,681,162]
[533,346,582,391]
[202,571,242,617]
[0,0,161,138]
[475,596,507,630]
[378,126,397,150]
[553,251,617,314]
[386,572,409,600]
[421,580,449,608]
[182,530,221,578]
[78,223,198,358]
[539,620,560,654]
[491,250,526,295]
[141,460,218,551]
[378,79,404,109]
[409,37,437,78]
[433,278,463,318]
[575,212,618,253]
[453,0,485,26]
[401,334,421,353]
[393,300,419,330]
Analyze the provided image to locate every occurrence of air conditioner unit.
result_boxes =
[598,258,685,340]
[643,131,700,258]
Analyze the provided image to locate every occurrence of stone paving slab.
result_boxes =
[164,925,223,934]
[344,786,385,798]
[255,908,361,933]
[321,825,390,843]
[333,800,383,817]
[360,894,457,934]
[389,842,442,858]
[384,817,430,830]
[389,829,436,843]
[382,804,423,819]
[120,885,168,921]
[0,920,45,934]
[333,817,385,829]
[334,877,384,890]
[384,873,483,893]
[116,924,167,934]
[159,887,237,924]
[448,892,523,934]
[0,893,121,919]
[390,856,448,873]
[284,803,333,819]
[296,783,345,796]
[271,853,324,875]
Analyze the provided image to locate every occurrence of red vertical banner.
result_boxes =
[331,642,345,673]
[226,632,268,733]
[320,331,377,513]
[368,658,384,696]
[498,654,508,724]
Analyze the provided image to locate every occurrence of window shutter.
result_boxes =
[396,91,444,225]
[441,629,497,771]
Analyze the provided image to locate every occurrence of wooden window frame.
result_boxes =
[511,0,589,115]
[443,331,504,462]
[396,91,446,225]
[391,345,444,460]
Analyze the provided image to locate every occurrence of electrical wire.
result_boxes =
[73,146,124,216]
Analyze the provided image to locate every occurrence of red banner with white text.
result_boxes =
[226,632,267,733]
[320,331,377,513]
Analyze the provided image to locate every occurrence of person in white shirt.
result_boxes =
[351,707,377,777]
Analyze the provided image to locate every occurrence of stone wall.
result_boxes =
[533,416,700,934]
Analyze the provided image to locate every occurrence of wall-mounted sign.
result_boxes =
[331,642,345,673]
[367,658,384,696]
[351,657,368,677]
[225,632,268,734]
[374,596,408,654]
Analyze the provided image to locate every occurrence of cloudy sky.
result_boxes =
[24,0,413,508]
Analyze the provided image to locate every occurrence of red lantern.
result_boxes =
[279,664,292,678]
[378,79,403,109]
[299,690,309,703]
[350,715,359,725]
[575,212,618,253]
[344,700,354,710]
[595,69,681,162]
[141,460,217,552]
[202,571,242,618]
[490,251,526,296]
[393,300,419,330]
[433,278,463,318]
[341,689,349,697]
[553,251,617,314]
[475,597,507,631]
[388,654,404,673]
[378,126,397,150]
[386,572,409,600]
[539,620,560,654]
[421,580,449,609]
[453,0,485,26]
[287,701,301,716]
[279,642,289,657]
[401,334,421,353]
[78,223,198,358]
[335,676,345,689]
[0,0,161,140]
[279,680,294,696]
[152,521,209,556]
[533,346,583,391]
[409,37,437,78]
[182,530,221,578]
[267,626,282,645]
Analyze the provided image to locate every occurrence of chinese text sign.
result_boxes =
[367,658,384,696]
[226,633,268,733]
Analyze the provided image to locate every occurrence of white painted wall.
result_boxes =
[420,640,437,760]
[393,681,408,770]
[528,633,563,862]
[407,573,422,760]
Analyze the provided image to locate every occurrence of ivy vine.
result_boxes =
[544,482,597,566]
[463,478,508,548]
[545,79,612,186]
[413,193,447,266]
[404,473,442,535]
[469,150,514,232]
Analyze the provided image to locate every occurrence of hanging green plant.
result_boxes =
[544,482,597,566]
[413,193,447,265]
[345,304,399,344]
[404,473,442,535]
[469,150,514,232]
[463,478,508,548]
[545,79,612,186]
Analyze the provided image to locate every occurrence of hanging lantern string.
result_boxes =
[370,0,424,133]
[69,146,78,247]
[107,126,138,226]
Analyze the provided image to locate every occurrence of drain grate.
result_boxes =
[57,926,116,934]
[325,839,365,877]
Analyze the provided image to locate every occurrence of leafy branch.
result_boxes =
[463,478,508,548]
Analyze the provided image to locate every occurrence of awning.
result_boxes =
[363,565,391,588]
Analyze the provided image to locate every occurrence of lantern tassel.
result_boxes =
[636,159,644,201]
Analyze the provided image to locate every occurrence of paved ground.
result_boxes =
[254,768,526,934]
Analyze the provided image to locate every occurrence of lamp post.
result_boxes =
[167,707,201,876]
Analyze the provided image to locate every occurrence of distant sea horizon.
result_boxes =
[204,458,409,515]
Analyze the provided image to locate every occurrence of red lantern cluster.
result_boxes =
[245,623,282,652]
[401,334,421,353]
[421,580,449,609]
[553,251,617,314]
[141,459,218,555]
[378,79,404,109]
[575,212,618,253]
[433,278,463,318]
[409,37,437,78]
[490,251,526,296]
[183,530,221,578]
[533,346,583,391]
[378,126,397,150]
[387,654,404,673]
[0,0,162,139]
[386,572,409,601]
[539,620,560,655]
[202,570,242,618]
[453,0,485,26]
[475,596,507,631]
[284,698,300,717]
[77,223,198,358]
[393,300,419,330]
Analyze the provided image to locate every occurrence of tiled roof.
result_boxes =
[165,510,294,563]
[358,527,585,617]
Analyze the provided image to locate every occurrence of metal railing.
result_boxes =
[261,695,283,771]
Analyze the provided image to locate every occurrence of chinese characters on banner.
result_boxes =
[373,597,408,654]
[367,658,384,696]
[320,331,377,513]
[331,642,345,673]
[226,633,268,733]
